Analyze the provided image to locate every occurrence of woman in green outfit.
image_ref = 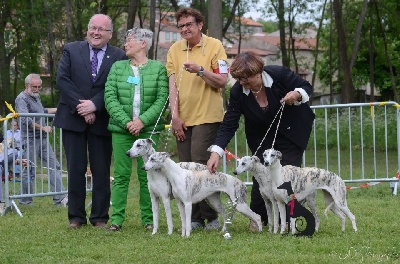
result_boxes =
[105,28,168,231]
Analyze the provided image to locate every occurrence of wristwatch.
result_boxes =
[296,91,302,102]
[197,66,204,77]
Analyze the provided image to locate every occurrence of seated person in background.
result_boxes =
[6,120,22,176]
[1,131,26,202]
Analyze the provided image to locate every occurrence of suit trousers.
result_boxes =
[110,132,159,226]
[176,122,221,223]
[63,128,112,225]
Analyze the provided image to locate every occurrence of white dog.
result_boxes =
[233,156,320,234]
[142,151,263,237]
[263,149,357,232]
[126,138,207,235]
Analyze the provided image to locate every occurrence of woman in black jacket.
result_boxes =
[207,52,315,230]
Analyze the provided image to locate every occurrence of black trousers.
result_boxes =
[63,128,112,225]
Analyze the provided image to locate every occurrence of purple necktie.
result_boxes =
[91,48,100,82]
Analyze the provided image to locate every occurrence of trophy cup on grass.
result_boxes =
[222,197,237,239]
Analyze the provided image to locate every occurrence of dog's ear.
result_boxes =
[160,152,170,160]
[277,150,282,160]
[146,138,155,145]
[251,156,260,163]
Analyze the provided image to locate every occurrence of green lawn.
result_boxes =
[1,176,399,263]
[2,122,399,263]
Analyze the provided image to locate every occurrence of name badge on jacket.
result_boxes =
[127,76,140,85]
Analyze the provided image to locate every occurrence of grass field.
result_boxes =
[1,174,399,263]
[1,106,399,263]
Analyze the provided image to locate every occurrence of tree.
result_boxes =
[127,0,140,29]
[0,0,12,115]
[277,0,289,67]
[258,20,278,33]
[208,0,222,40]
[332,0,355,103]
[263,0,320,69]
[148,0,156,59]
[310,0,329,105]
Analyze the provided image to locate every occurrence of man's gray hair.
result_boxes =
[126,28,153,52]
[25,74,42,84]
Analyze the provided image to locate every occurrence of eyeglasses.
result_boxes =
[88,26,112,33]
[30,85,42,89]
[177,21,196,30]
[125,38,143,44]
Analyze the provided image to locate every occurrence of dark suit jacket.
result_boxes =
[214,65,315,156]
[54,41,127,136]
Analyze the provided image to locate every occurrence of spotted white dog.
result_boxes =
[126,138,207,235]
[142,151,263,237]
[233,156,320,234]
[263,149,357,233]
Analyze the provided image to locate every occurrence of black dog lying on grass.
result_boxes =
[277,181,315,237]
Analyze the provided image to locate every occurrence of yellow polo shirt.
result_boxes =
[166,34,227,126]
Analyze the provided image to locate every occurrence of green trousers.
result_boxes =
[110,132,160,226]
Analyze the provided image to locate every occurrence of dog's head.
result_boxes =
[233,156,260,175]
[263,149,282,166]
[141,152,170,171]
[126,138,155,158]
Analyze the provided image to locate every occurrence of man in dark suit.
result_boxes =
[54,14,126,229]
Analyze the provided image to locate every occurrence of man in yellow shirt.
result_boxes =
[166,7,229,230]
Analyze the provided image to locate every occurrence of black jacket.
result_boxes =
[54,41,127,136]
[214,65,315,155]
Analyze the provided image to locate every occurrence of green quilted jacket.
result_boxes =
[105,59,169,134]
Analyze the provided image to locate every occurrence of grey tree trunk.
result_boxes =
[333,0,355,103]
[148,0,156,59]
[127,0,139,29]
[350,0,369,71]
[278,0,289,67]
[208,0,222,40]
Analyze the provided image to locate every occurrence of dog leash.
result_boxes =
[148,48,188,145]
[149,93,170,140]
[253,102,285,157]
